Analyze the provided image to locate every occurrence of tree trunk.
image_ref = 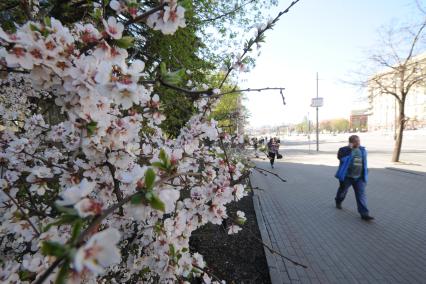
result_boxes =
[391,101,405,162]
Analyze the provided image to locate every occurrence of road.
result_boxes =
[276,131,426,172]
[251,133,426,283]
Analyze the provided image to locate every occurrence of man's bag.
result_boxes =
[277,153,283,159]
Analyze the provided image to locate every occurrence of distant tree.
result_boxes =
[332,118,350,132]
[320,119,349,133]
[320,120,332,132]
[295,116,311,134]
[361,17,426,162]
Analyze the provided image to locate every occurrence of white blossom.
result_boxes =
[74,228,121,274]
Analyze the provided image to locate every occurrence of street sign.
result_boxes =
[311,97,324,107]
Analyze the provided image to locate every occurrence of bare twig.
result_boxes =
[404,18,426,64]
[254,166,287,182]
[245,227,307,268]
[218,0,301,89]
[201,0,257,23]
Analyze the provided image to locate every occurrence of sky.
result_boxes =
[242,0,425,128]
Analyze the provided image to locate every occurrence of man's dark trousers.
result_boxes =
[335,177,369,216]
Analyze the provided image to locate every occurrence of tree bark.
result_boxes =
[392,100,405,162]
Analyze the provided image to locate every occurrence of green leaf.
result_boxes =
[54,204,79,215]
[70,219,83,244]
[158,149,173,170]
[144,168,156,190]
[159,149,167,163]
[55,261,70,284]
[86,121,97,136]
[19,270,36,281]
[148,192,165,212]
[145,191,154,202]
[41,241,67,258]
[140,267,151,276]
[159,62,186,85]
[90,8,103,21]
[162,69,186,85]
[43,17,51,27]
[160,62,167,76]
[169,244,176,259]
[114,36,134,49]
[131,193,144,204]
[151,161,165,169]
[29,23,40,32]
[43,213,79,232]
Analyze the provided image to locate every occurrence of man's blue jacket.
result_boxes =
[334,146,368,183]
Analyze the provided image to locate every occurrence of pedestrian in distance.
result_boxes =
[253,137,258,151]
[267,137,279,168]
[334,135,374,221]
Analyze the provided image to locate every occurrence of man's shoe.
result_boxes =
[361,215,374,221]
[335,202,342,209]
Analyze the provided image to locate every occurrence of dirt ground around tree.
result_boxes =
[190,193,271,284]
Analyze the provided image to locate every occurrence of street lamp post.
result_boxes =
[316,72,319,152]
[311,72,323,152]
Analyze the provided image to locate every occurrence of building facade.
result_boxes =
[368,86,426,131]
[368,54,426,132]
[350,109,368,131]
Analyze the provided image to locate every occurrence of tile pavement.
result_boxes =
[251,159,426,284]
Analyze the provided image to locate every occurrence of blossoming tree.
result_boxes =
[0,0,299,283]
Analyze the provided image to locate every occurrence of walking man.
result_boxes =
[335,135,374,221]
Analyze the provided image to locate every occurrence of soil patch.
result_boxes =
[190,193,271,283]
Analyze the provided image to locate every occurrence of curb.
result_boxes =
[385,167,425,176]
[253,192,284,284]
[253,190,292,284]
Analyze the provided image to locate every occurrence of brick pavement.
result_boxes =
[251,158,426,284]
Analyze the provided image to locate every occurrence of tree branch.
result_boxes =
[201,0,257,23]
[404,18,426,64]
[34,171,202,283]
[218,0,301,89]
[126,3,167,26]
[3,190,40,237]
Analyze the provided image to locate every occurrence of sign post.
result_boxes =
[311,72,324,152]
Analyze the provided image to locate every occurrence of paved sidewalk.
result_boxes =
[251,158,426,284]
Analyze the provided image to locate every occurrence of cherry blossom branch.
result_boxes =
[126,3,167,25]
[0,68,30,74]
[193,264,222,283]
[78,3,168,55]
[3,190,40,237]
[105,155,124,203]
[21,150,70,171]
[217,131,234,181]
[33,257,63,284]
[35,171,203,284]
[77,171,202,243]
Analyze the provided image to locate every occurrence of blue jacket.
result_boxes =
[334,146,368,182]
